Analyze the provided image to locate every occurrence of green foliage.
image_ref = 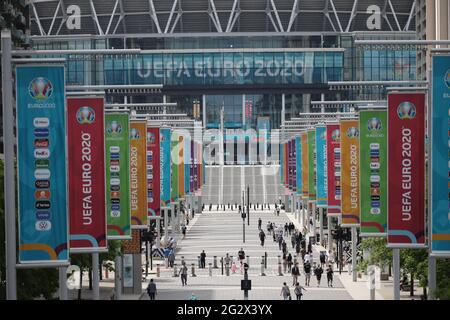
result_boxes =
[436,259,450,300]
[358,237,392,270]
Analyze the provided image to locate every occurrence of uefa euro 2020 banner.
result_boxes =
[295,136,302,196]
[292,139,297,192]
[171,131,179,202]
[130,121,148,228]
[307,129,316,200]
[16,65,69,264]
[147,127,161,217]
[431,55,450,255]
[68,97,107,252]
[160,127,171,208]
[359,110,388,237]
[315,126,327,207]
[326,123,341,216]
[340,120,360,226]
[387,92,425,247]
[301,132,309,199]
[105,113,131,240]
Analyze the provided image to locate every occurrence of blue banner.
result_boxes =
[160,128,171,208]
[295,136,302,195]
[431,55,450,254]
[16,65,68,264]
[316,126,328,207]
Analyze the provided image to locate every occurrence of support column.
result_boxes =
[2,29,17,300]
[393,248,400,300]
[114,255,122,300]
[59,267,68,300]
[92,253,100,300]
[428,256,436,300]
[312,202,317,241]
[319,207,324,247]
[351,226,357,282]
[156,218,161,248]
[164,207,169,242]
[327,216,333,252]
[202,94,207,127]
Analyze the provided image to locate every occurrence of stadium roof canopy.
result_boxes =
[28,0,416,37]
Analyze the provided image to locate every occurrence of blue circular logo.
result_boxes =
[107,121,122,134]
[29,77,53,100]
[76,106,95,124]
[346,127,359,138]
[367,118,382,131]
[397,101,416,119]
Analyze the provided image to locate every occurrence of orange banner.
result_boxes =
[340,120,360,225]
[301,132,309,199]
[130,121,148,228]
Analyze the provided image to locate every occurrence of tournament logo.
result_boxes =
[76,106,95,124]
[367,118,382,131]
[130,128,140,140]
[320,131,327,140]
[397,101,416,119]
[29,77,53,100]
[147,131,156,143]
[445,69,450,88]
[346,127,359,138]
[106,121,122,134]
[331,129,340,141]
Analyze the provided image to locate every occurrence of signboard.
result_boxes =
[123,229,142,254]
[387,92,425,247]
[295,136,302,195]
[301,133,309,199]
[431,55,450,254]
[360,110,388,236]
[315,126,327,207]
[147,127,161,217]
[340,120,360,226]
[326,124,341,216]
[130,121,148,228]
[67,97,107,252]
[123,254,133,288]
[16,65,69,264]
[307,129,316,200]
[160,128,171,207]
[105,113,131,239]
[292,139,297,192]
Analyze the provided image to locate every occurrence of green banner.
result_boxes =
[105,113,131,239]
[359,110,388,236]
[171,131,179,202]
[307,129,316,200]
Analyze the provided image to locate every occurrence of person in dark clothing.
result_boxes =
[320,252,326,267]
[238,248,246,264]
[258,218,262,230]
[200,250,206,269]
[259,230,266,247]
[147,279,157,300]
[291,263,300,285]
[326,265,334,287]
[314,264,323,287]
[304,261,311,286]
[287,253,293,272]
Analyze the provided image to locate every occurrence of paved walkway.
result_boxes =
[141,209,352,300]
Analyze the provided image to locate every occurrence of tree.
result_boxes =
[400,248,428,298]
[357,237,392,272]
[435,259,450,300]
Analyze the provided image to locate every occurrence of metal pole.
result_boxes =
[351,226,357,282]
[92,253,100,300]
[114,254,122,300]
[164,208,169,242]
[327,216,333,251]
[319,207,324,246]
[156,219,161,248]
[393,248,400,300]
[428,256,436,300]
[59,267,68,300]
[2,29,17,300]
[247,185,250,226]
[244,270,249,300]
[243,218,246,243]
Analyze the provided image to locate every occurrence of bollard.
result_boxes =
[198,256,201,268]
[278,256,283,276]
[208,263,212,277]
[191,263,196,277]
[173,264,178,277]
[213,256,218,268]
[246,255,250,268]
[156,264,160,278]
[261,256,266,276]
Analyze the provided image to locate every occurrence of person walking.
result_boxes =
[291,233,296,249]
[280,282,291,300]
[304,260,311,286]
[295,242,301,255]
[181,225,187,239]
[294,282,307,300]
[168,250,175,268]
[180,262,188,286]
[200,250,206,269]
[314,264,323,287]
[284,223,289,236]
[291,263,300,286]
[258,217,262,230]
[320,251,326,267]
[326,265,334,287]
[267,221,271,235]
[238,248,246,267]
[282,240,287,255]
[287,253,293,272]
[259,230,266,247]
[282,252,288,274]
[146,279,157,300]
[278,235,283,250]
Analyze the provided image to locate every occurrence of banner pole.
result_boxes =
[58,267,68,300]
[156,218,161,248]
[428,256,436,300]
[114,251,122,300]
[327,216,333,252]
[1,29,17,300]
[92,253,100,300]
[351,226,357,282]
[393,248,400,300]
[319,207,324,246]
